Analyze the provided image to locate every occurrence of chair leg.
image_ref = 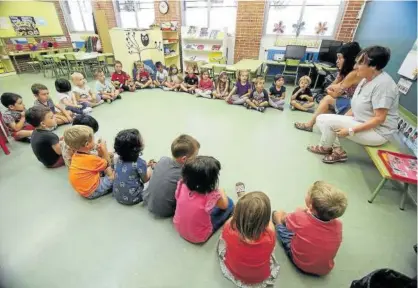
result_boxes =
[368,178,387,203]
[399,183,409,210]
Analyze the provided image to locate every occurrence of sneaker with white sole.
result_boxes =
[82,107,93,114]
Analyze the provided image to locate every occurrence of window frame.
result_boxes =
[182,0,237,33]
[263,0,345,39]
[60,0,95,33]
[114,0,155,29]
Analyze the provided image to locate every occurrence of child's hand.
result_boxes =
[97,140,108,155]
[147,159,157,169]
[20,111,25,118]
[77,105,83,108]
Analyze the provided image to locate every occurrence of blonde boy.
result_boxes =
[71,72,103,107]
[290,75,315,112]
[94,69,121,103]
[272,181,347,276]
[64,125,114,199]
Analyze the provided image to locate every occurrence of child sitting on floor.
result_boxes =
[61,114,99,167]
[272,181,347,276]
[195,70,213,98]
[180,66,199,94]
[113,129,153,205]
[173,156,234,243]
[1,92,34,141]
[245,78,268,112]
[218,191,279,287]
[154,61,169,89]
[226,70,252,105]
[134,61,153,89]
[268,74,286,111]
[290,75,314,112]
[111,60,135,92]
[143,134,200,217]
[95,69,121,103]
[212,71,230,100]
[71,72,104,107]
[25,106,64,168]
[32,83,73,126]
[64,125,114,199]
[55,78,93,115]
[167,64,182,91]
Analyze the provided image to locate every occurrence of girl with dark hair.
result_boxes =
[55,78,92,115]
[217,191,280,287]
[173,156,234,243]
[113,129,153,205]
[295,42,362,132]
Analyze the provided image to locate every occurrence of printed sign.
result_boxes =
[9,16,40,36]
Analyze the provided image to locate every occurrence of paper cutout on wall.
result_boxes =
[398,39,418,80]
[35,17,47,26]
[0,17,10,30]
[273,21,286,34]
[9,16,39,36]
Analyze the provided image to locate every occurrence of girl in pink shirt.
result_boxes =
[173,156,234,243]
[195,71,213,99]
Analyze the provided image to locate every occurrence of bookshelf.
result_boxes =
[0,39,16,77]
[162,30,180,69]
[180,26,230,71]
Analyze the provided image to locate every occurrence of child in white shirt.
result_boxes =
[55,78,92,115]
[71,72,104,108]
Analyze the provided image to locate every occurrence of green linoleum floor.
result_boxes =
[0,73,416,288]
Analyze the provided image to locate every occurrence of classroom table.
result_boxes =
[264,60,338,88]
[8,48,65,73]
[233,59,264,74]
[43,52,113,61]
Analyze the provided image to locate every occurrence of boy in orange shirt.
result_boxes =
[64,125,114,199]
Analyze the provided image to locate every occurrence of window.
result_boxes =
[115,0,155,29]
[265,0,342,37]
[61,0,95,32]
[184,0,237,34]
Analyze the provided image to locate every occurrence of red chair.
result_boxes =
[0,112,11,155]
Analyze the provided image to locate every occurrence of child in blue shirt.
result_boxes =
[94,69,121,103]
[113,129,153,205]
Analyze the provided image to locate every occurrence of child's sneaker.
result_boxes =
[257,107,265,112]
[277,106,284,111]
[243,102,249,109]
[227,99,233,104]
[106,99,112,104]
[97,100,105,105]
[116,95,122,100]
[290,105,295,111]
[162,86,170,91]
[82,107,93,114]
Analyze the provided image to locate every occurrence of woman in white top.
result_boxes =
[307,46,399,164]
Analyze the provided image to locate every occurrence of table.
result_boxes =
[233,59,264,74]
[264,60,337,88]
[44,52,113,61]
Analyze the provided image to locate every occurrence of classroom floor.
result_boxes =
[0,73,416,288]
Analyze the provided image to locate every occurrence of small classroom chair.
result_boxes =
[52,55,68,78]
[282,59,301,85]
[65,53,87,77]
[27,52,41,73]
[36,54,55,77]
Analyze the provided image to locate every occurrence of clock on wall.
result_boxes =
[159,1,169,15]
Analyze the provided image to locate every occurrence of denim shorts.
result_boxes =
[275,223,294,258]
[87,175,113,199]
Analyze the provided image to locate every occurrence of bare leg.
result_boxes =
[14,130,33,140]
[55,114,70,125]
[290,100,308,111]
[245,98,258,109]
[259,101,269,107]
[180,83,188,92]
[305,95,336,127]
[142,80,152,88]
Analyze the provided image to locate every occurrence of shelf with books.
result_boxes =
[164,54,178,59]
[181,26,230,70]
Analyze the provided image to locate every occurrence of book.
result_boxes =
[378,150,417,183]
[209,30,219,39]
[199,28,209,38]
[187,26,198,37]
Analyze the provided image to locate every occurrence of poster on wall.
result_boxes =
[9,16,40,36]
[398,39,417,80]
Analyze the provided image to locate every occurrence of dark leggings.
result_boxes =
[65,102,88,115]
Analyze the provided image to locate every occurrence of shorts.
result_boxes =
[11,124,35,140]
[335,96,351,115]
[87,175,113,199]
[47,156,65,168]
[275,224,294,258]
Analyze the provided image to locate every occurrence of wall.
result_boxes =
[154,0,182,25]
[234,0,265,62]
[354,0,417,115]
[91,0,117,29]
[335,0,365,43]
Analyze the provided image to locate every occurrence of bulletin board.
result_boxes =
[0,2,63,37]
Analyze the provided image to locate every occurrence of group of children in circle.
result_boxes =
[0,59,348,287]
[111,59,317,113]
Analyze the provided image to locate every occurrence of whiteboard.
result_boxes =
[398,39,417,80]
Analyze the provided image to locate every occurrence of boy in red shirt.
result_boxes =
[134,61,153,89]
[111,60,135,92]
[272,181,347,276]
